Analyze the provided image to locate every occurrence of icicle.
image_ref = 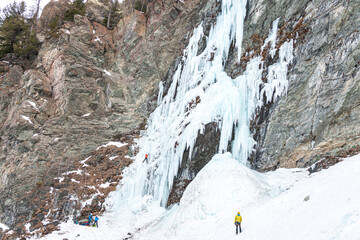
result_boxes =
[111,0,294,229]
[261,17,280,58]
[157,81,164,105]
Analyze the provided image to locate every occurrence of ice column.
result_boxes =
[113,0,294,219]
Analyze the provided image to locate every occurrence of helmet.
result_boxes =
[238,212,240,214]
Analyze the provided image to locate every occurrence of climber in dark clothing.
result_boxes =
[142,154,149,163]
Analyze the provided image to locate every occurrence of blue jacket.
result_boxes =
[95,216,99,222]
[89,214,92,221]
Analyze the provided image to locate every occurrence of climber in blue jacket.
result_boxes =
[94,216,99,227]
[87,213,92,226]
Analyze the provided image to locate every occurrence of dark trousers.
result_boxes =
[94,221,98,227]
[236,223,242,234]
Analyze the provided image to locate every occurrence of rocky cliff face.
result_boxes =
[0,0,359,238]
[235,0,360,170]
[0,0,217,238]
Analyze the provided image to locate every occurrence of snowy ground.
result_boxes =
[37,153,360,240]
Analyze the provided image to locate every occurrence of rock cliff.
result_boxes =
[0,0,217,238]
[0,0,359,238]
[238,0,360,170]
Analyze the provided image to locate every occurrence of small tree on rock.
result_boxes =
[103,0,123,29]
[47,16,61,39]
[0,1,40,59]
[64,0,86,22]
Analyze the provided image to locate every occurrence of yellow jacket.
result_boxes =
[234,214,242,223]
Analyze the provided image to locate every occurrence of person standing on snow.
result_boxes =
[234,212,242,234]
[94,216,99,227]
[142,154,149,163]
[87,213,92,226]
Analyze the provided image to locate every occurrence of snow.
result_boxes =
[109,156,117,160]
[94,36,102,43]
[25,223,31,232]
[81,192,102,208]
[80,157,90,164]
[96,141,127,150]
[0,222,9,231]
[37,153,360,240]
[55,177,64,183]
[71,179,80,183]
[99,182,111,188]
[21,115,33,124]
[63,169,82,175]
[27,100,40,112]
[66,30,70,34]
[82,113,91,117]
[103,70,111,76]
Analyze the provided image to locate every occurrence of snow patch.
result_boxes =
[99,182,111,188]
[25,223,31,232]
[82,113,91,117]
[21,115,33,124]
[80,157,90,164]
[96,141,127,150]
[103,70,111,76]
[27,100,40,112]
[0,222,9,231]
[63,169,82,176]
[94,36,102,43]
[55,177,64,183]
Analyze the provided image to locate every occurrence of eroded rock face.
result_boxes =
[237,0,360,170]
[167,123,221,207]
[37,0,70,32]
[0,0,217,237]
[1,0,359,237]
[86,0,111,24]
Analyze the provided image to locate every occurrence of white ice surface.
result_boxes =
[37,153,360,240]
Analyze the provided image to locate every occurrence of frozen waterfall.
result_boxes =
[110,0,294,226]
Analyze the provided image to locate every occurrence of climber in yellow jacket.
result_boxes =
[234,212,242,234]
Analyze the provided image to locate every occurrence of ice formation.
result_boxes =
[111,0,294,225]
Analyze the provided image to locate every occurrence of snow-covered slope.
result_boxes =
[40,153,360,240]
